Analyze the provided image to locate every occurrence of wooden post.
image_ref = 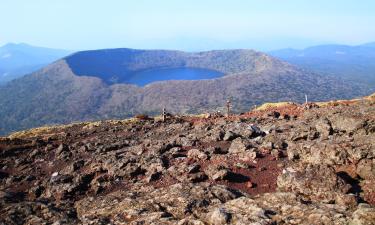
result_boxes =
[162,107,166,122]
[226,99,231,117]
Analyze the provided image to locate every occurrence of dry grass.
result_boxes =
[254,102,297,111]
[8,119,138,139]
[8,124,75,139]
[0,137,9,141]
[316,99,360,107]
[185,113,212,119]
[81,118,140,130]
[317,92,375,107]
[366,92,375,100]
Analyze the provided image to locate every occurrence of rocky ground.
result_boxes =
[0,95,375,225]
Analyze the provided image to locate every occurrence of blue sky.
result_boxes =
[1,0,375,51]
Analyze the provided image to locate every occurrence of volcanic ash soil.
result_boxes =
[1,99,375,224]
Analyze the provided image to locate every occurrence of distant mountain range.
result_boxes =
[2,41,375,87]
[0,43,72,84]
[269,43,375,86]
[0,48,371,135]
[361,42,375,48]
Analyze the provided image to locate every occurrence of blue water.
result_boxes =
[126,68,224,86]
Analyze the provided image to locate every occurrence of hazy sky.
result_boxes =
[1,0,375,51]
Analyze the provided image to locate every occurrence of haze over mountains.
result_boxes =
[0,43,72,85]
[270,43,375,86]
[0,47,372,135]
[362,42,375,48]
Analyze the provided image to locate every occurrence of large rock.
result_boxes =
[356,159,375,180]
[228,138,252,154]
[206,208,232,224]
[204,164,232,181]
[330,115,366,134]
[201,192,361,225]
[0,201,78,224]
[223,130,239,141]
[187,149,208,160]
[247,124,264,138]
[350,204,375,225]
[204,197,270,225]
[75,183,242,224]
[56,143,69,155]
[287,142,349,165]
[315,117,333,138]
[255,192,354,225]
[277,164,353,204]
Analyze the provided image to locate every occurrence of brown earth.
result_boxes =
[0,95,374,224]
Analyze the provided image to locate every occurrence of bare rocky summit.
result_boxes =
[0,94,375,224]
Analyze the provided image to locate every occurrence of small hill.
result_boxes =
[0,48,371,135]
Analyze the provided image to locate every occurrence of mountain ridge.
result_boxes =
[0,43,72,84]
[0,48,371,135]
[269,44,375,86]
[361,42,375,48]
